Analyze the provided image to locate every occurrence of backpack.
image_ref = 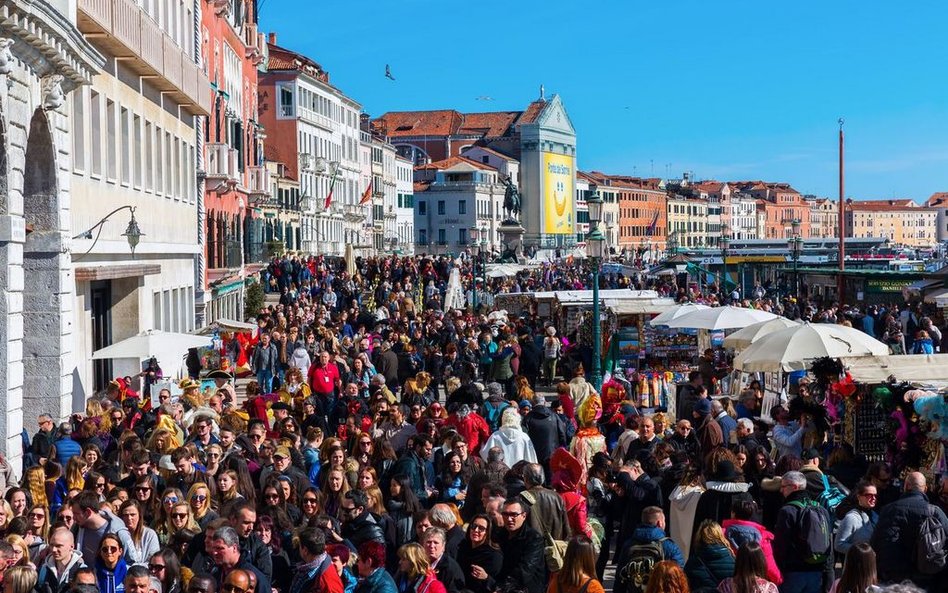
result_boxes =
[483,400,509,432]
[788,499,832,565]
[916,504,948,575]
[818,474,847,513]
[617,538,668,593]
[725,523,761,551]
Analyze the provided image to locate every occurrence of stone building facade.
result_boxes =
[0,0,102,464]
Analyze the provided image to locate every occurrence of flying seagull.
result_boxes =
[476,96,494,101]
[385,64,395,81]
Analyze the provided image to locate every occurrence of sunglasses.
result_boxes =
[112,415,123,421]
[172,513,188,519]
[100,546,120,553]
[501,511,524,518]
[191,494,207,502]
[302,498,317,504]
[95,482,107,488]
[29,512,45,519]
[134,487,152,493]
[470,524,488,532]
[163,497,179,504]
[149,564,166,572]
[265,493,279,499]
[223,586,246,593]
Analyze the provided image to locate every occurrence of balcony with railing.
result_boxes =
[77,0,211,115]
[343,204,367,222]
[247,166,271,196]
[206,143,239,183]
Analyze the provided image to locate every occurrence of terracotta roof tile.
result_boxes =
[266,44,329,83]
[517,100,547,124]
[458,112,520,137]
[926,192,948,207]
[847,202,928,212]
[854,199,918,207]
[373,110,465,137]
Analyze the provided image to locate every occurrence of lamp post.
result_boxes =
[586,192,606,392]
[718,224,730,300]
[789,219,804,297]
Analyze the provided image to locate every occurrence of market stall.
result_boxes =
[835,354,948,478]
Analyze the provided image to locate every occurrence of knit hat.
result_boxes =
[695,398,712,416]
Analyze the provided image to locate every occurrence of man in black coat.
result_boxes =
[522,397,566,467]
[615,459,662,553]
[871,471,948,589]
[517,333,542,389]
[374,341,399,388]
[341,490,386,551]
[496,499,546,593]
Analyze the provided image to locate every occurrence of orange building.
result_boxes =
[199,0,268,323]
[583,172,667,254]
[732,181,811,238]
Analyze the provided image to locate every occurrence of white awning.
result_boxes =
[924,288,948,305]
[842,354,948,386]
[604,298,677,316]
[554,289,660,304]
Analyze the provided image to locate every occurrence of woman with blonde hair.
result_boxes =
[118,500,159,563]
[644,561,690,593]
[515,376,535,402]
[3,565,37,593]
[5,535,33,568]
[22,468,48,512]
[204,444,224,477]
[547,537,604,593]
[685,520,735,592]
[160,503,199,544]
[187,483,218,530]
[395,542,446,593]
[51,457,86,516]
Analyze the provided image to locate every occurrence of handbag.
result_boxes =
[545,531,569,572]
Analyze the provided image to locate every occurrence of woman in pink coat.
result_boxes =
[721,495,782,585]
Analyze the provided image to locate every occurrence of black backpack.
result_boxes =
[788,499,832,566]
[916,504,948,575]
[617,538,668,593]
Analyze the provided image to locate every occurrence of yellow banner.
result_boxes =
[543,152,574,235]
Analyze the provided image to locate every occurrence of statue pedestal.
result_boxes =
[498,220,526,263]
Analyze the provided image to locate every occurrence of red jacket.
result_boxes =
[443,412,491,454]
[311,562,345,593]
[413,572,446,593]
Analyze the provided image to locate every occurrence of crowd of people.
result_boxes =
[1,253,943,593]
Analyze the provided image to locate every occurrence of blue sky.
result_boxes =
[260,0,948,200]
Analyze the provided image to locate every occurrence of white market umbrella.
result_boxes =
[92,329,212,361]
[194,318,257,336]
[344,244,357,276]
[649,303,710,326]
[734,323,890,372]
[664,305,779,330]
[723,317,802,350]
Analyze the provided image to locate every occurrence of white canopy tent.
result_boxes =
[842,353,948,387]
[734,323,890,372]
[663,306,779,331]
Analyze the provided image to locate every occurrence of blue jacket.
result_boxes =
[618,525,686,569]
[53,437,81,466]
[355,567,397,593]
[94,557,128,593]
[716,413,737,444]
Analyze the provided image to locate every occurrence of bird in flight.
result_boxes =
[475,96,494,101]
[385,64,395,81]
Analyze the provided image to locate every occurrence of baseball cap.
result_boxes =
[273,446,291,459]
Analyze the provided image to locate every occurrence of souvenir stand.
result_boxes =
[567,293,679,411]
[195,318,258,379]
[839,354,948,480]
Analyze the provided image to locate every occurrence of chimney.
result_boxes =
[268,32,277,45]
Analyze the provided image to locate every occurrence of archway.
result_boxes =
[22,107,68,419]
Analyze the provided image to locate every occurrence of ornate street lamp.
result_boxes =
[586,192,605,392]
[73,205,145,260]
[789,219,804,296]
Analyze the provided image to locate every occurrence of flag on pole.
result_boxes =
[359,179,373,205]
[324,165,340,210]
[646,210,660,236]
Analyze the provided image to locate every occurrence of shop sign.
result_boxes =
[865,278,914,293]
